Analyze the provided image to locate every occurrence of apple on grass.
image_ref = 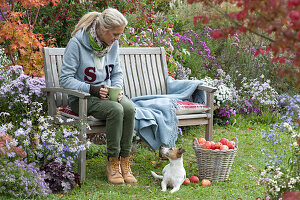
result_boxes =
[190,176,199,183]
[201,179,211,186]
[183,178,190,185]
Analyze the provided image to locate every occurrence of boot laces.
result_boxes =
[112,161,121,174]
[122,160,132,174]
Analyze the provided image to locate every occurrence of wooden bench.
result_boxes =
[42,47,216,181]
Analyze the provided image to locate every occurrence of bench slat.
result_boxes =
[119,47,162,54]
[135,54,147,96]
[140,54,152,95]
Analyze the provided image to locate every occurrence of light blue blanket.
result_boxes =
[131,77,206,150]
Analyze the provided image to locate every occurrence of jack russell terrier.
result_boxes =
[151,146,186,193]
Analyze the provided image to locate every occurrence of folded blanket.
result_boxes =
[131,77,206,150]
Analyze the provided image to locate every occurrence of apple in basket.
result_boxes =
[198,138,206,145]
[220,145,229,151]
[215,142,222,149]
[201,141,212,149]
[210,141,216,150]
[220,138,229,145]
[227,140,236,149]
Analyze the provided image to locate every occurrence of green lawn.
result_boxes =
[39,116,271,200]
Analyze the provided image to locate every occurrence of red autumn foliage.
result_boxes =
[0,133,26,158]
[0,0,58,77]
[187,0,300,87]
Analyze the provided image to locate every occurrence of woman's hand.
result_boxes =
[100,85,109,100]
[118,91,123,102]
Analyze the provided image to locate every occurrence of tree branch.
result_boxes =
[205,1,275,42]
[32,6,40,28]
[0,9,8,22]
[4,38,16,66]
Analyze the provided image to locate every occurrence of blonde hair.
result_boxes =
[71,8,128,37]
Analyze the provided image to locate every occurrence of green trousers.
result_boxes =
[70,96,135,158]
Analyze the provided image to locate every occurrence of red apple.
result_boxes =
[202,141,212,149]
[198,138,206,145]
[215,142,222,149]
[227,141,235,149]
[190,176,199,183]
[210,141,216,150]
[201,179,211,186]
[183,178,190,185]
[220,138,229,145]
[220,145,229,150]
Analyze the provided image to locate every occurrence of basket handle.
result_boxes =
[230,137,238,148]
[193,138,200,149]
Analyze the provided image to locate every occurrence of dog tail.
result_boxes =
[151,171,163,179]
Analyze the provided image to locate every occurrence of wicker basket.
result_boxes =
[192,137,238,181]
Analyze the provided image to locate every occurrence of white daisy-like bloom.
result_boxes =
[23,139,30,146]
[69,147,77,153]
[7,152,16,158]
[48,137,55,144]
[57,116,64,123]
[10,139,18,147]
[7,122,13,130]
[38,116,46,123]
[292,142,299,148]
[86,141,91,148]
[55,157,62,164]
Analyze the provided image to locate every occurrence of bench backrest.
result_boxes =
[43,47,169,107]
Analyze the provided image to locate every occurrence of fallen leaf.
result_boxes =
[247,140,255,145]
[248,164,256,170]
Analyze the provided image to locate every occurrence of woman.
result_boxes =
[59,8,137,184]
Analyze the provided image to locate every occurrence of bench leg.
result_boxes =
[78,149,86,181]
[205,118,213,141]
[78,98,87,181]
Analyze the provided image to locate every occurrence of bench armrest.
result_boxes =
[197,85,217,93]
[42,87,90,99]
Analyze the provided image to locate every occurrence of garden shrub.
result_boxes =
[0,132,25,161]
[0,0,57,77]
[36,0,99,47]
[0,160,51,198]
[40,161,81,193]
[0,65,47,123]
[0,65,90,166]
[259,94,300,199]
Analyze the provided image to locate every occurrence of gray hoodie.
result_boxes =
[59,29,123,102]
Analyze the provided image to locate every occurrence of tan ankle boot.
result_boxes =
[106,157,124,184]
[120,157,138,184]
